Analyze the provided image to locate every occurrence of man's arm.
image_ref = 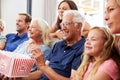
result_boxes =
[22,70,43,80]
[39,65,72,80]
[31,47,74,80]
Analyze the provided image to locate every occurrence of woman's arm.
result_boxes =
[82,22,91,38]
[22,70,43,80]
[50,21,63,39]
[93,71,112,80]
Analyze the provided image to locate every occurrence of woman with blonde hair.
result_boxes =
[75,27,120,80]
[1,18,55,79]
[14,18,54,58]
[104,0,120,55]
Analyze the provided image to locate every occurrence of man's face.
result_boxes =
[60,14,78,42]
[16,15,28,33]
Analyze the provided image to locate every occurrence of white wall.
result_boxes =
[1,0,27,34]
[1,0,57,34]
[44,0,57,26]
[32,0,44,19]
[32,0,57,26]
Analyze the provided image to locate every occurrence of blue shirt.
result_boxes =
[40,37,85,80]
[14,41,51,59]
[4,32,29,52]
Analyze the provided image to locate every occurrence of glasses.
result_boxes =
[60,22,75,27]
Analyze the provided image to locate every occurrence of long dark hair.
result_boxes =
[56,0,78,29]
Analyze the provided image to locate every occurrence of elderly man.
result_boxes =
[24,10,86,80]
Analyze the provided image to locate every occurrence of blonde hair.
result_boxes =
[0,19,5,29]
[33,18,54,47]
[116,0,120,6]
[107,0,120,6]
[76,26,114,80]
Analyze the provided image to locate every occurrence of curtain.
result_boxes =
[44,0,57,26]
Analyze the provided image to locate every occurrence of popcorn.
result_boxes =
[0,50,35,77]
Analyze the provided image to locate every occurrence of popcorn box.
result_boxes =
[0,50,35,77]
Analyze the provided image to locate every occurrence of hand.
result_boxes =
[0,74,9,80]
[56,30,63,39]
[0,74,22,80]
[0,73,4,78]
[31,47,45,68]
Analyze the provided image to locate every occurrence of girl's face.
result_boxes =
[85,29,105,57]
[104,0,120,34]
[58,2,71,20]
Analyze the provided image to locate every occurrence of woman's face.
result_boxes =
[58,2,71,20]
[85,29,105,57]
[28,20,42,39]
[104,0,120,34]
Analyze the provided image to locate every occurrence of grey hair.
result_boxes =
[30,18,54,47]
[63,10,85,32]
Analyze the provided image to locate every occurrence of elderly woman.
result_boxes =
[14,18,55,60]
[1,18,55,80]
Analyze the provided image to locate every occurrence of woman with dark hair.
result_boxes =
[50,0,91,39]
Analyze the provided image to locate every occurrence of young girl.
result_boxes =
[75,27,120,80]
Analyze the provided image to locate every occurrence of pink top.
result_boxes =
[83,59,119,80]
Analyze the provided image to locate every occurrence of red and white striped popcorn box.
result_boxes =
[0,50,35,77]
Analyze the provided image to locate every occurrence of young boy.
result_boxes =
[0,19,6,50]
